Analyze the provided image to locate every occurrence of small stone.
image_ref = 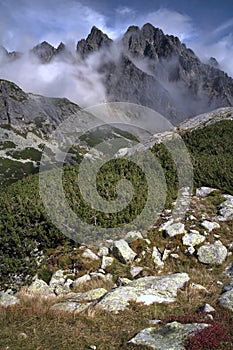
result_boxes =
[182,231,205,247]
[199,303,216,313]
[162,248,171,261]
[217,280,223,286]
[72,274,91,288]
[201,220,220,232]
[165,223,186,237]
[197,241,227,265]
[125,231,143,243]
[101,256,114,270]
[111,239,136,264]
[0,292,20,307]
[196,187,216,197]
[190,283,208,292]
[82,249,99,261]
[117,277,132,286]
[18,333,27,339]
[152,247,164,267]
[97,247,109,257]
[170,253,179,259]
[186,246,195,255]
[130,266,143,278]
[148,319,162,325]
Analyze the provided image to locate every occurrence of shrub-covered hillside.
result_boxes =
[0,120,232,289]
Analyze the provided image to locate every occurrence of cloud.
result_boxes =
[191,33,233,77]
[213,18,233,36]
[142,9,196,41]
[115,6,136,16]
[0,0,109,50]
[0,52,107,107]
[0,0,232,111]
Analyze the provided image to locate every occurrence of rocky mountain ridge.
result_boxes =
[0,78,232,188]
[1,23,233,122]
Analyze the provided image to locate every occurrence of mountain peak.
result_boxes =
[56,42,66,53]
[77,26,112,58]
[126,25,140,33]
[31,41,56,63]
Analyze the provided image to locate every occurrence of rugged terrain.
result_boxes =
[1,23,233,122]
[0,22,233,350]
[0,99,233,348]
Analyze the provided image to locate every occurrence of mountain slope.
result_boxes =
[1,24,233,123]
[76,23,233,122]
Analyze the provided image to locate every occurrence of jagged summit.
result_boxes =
[1,23,233,121]
[0,45,22,62]
[31,41,56,63]
[77,26,112,58]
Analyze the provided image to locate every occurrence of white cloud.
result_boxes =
[0,0,109,50]
[116,6,135,16]
[191,33,233,77]
[0,53,106,107]
[213,18,233,36]
[143,9,196,41]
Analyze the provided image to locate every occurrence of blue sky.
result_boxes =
[1,0,233,48]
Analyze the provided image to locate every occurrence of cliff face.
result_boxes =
[1,23,233,123]
[76,23,233,122]
[0,79,83,133]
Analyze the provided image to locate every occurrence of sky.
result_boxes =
[0,0,233,105]
[1,0,233,49]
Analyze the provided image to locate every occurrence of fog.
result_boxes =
[0,49,107,107]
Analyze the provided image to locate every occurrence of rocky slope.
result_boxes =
[1,186,233,349]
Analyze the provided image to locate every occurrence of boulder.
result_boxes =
[72,274,91,288]
[201,220,220,232]
[95,273,189,312]
[101,256,114,270]
[111,239,136,264]
[28,278,54,296]
[130,266,144,278]
[196,187,216,197]
[182,231,206,247]
[49,270,71,295]
[163,222,186,237]
[125,231,143,243]
[219,195,233,221]
[218,289,233,311]
[51,288,107,313]
[97,247,109,257]
[152,247,164,267]
[82,248,99,261]
[0,291,20,307]
[129,321,209,349]
[197,241,227,265]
